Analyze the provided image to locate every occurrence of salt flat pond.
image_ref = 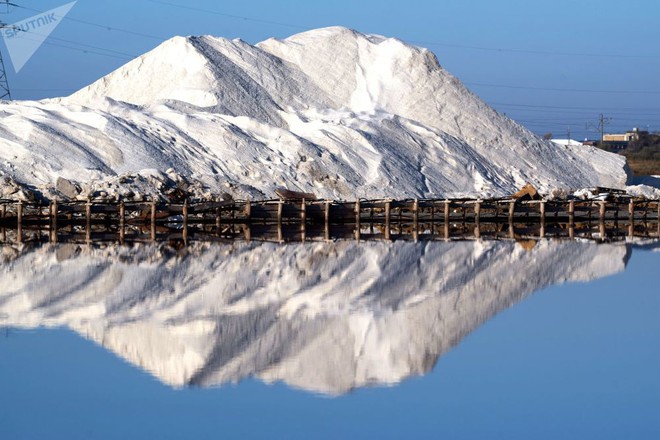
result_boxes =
[1,239,658,439]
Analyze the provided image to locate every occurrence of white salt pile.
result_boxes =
[0,27,644,201]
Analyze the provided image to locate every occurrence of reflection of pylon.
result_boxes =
[0,50,10,100]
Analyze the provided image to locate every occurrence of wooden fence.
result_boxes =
[0,198,658,244]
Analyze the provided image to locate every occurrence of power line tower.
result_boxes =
[0,0,14,100]
[586,113,611,144]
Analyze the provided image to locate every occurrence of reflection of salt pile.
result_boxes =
[0,240,628,395]
[0,27,628,201]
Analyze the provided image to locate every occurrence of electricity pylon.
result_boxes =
[0,1,14,100]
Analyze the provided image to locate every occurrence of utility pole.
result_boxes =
[586,113,611,145]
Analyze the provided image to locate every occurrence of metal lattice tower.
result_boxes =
[0,1,12,100]
[0,49,10,100]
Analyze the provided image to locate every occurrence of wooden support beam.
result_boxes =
[474,200,481,239]
[301,199,306,242]
[216,207,221,237]
[568,200,575,228]
[413,199,419,240]
[150,201,157,241]
[444,200,450,240]
[16,201,23,243]
[539,201,545,238]
[429,203,435,236]
[508,201,515,224]
[183,201,189,243]
[50,200,58,243]
[629,199,634,238]
[277,201,283,243]
[355,199,361,242]
[119,201,125,243]
[245,200,251,221]
[85,201,91,243]
[384,201,391,241]
[599,201,606,239]
[324,201,330,241]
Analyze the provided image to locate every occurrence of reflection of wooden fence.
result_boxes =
[0,198,658,244]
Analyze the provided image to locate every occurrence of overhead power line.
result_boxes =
[148,0,660,60]
[466,82,660,95]
[15,4,167,41]
[146,0,307,30]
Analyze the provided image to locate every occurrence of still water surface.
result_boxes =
[0,239,658,439]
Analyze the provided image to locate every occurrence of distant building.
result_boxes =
[602,128,645,150]
[602,133,636,142]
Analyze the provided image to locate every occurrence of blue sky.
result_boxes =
[2,0,659,140]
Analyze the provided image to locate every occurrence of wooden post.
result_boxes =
[244,224,251,242]
[16,201,23,243]
[215,207,221,237]
[657,201,660,238]
[508,201,515,239]
[355,200,361,242]
[474,200,481,239]
[1,204,5,242]
[300,199,306,242]
[429,203,435,236]
[568,200,575,227]
[245,200,251,221]
[413,199,419,241]
[50,200,58,243]
[277,201,283,243]
[599,201,606,239]
[85,201,91,243]
[444,199,450,240]
[324,201,330,241]
[150,200,157,241]
[231,202,236,233]
[370,206,374,234]
[119,201,125,243]
[474,200,481,225]
[384,201,391,240]
[539,201,545,238]
[628,199,634,238]
[183,200,189,243]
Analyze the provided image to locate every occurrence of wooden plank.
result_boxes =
[16,202,22,243]
[183,201,189,243]
[629,199,634,238]
[119,202,125,243]
[355,200,361,241]
[384,201,391,240]
[50,200,58,243]
[85,201,91,243]
[324,201,330,241]
[150,201,157,241]
[301,199,306,242]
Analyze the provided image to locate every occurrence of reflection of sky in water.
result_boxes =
[0,241,659,439]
